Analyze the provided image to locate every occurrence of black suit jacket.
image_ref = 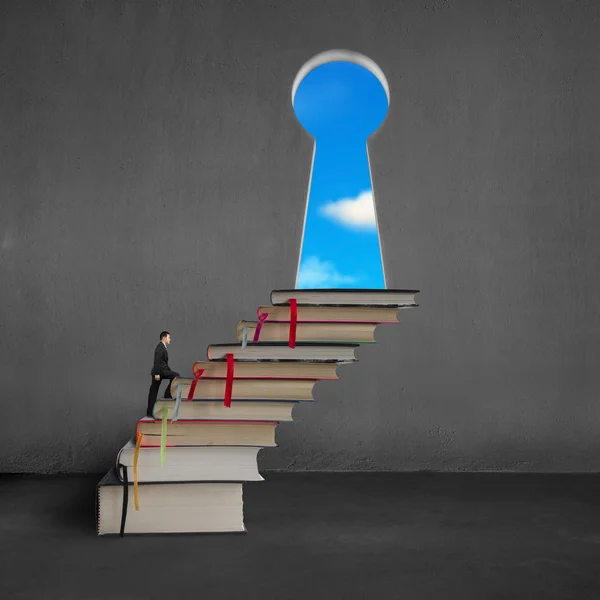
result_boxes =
[151,342,170,376]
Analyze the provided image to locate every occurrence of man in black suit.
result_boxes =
[146,331,180,418]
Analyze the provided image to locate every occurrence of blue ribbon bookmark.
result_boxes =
[160,407,168,466]
[172,383,183,422]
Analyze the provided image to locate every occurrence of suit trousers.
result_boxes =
[146,369,180,417]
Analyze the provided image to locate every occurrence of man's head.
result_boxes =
[160,331,171,345]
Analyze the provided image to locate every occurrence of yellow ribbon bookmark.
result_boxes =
[133,433,143,511]
[160,407,168,466]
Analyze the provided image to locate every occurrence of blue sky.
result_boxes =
[293,60,389,289]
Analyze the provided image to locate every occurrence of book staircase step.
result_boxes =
[136,419,278,447]
[152,398,296,421]
[97,468,246,535]
[189,360,340,379]
[117,441,263,482]
[270,288,419,307]
[167,376,317,401]
[236,320,380,344]
[207,342,359,362]
[256,305,401,322]
[98,288,419,535]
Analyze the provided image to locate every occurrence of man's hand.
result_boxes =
[154,375,160,381]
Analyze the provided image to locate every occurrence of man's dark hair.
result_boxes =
[159,331,170,340]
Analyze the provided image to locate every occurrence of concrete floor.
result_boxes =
[1,472,600,600]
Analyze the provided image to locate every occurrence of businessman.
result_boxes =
[146,331,180,418]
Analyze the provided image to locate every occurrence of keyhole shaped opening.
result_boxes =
[292,50,389,289]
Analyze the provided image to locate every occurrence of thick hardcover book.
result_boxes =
[116,441,264,482]
[168,376,316,401]
[270,288,420,307]
[207,342,358,363]
[152,398,297,421]
[136,418,279,447]
[236,320,380,344]
[189,360,340,380]
[255,305,401,323]
[97,467,247,536]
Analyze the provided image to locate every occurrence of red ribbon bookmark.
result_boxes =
[186,369,204,401]
[289,298,297,349]
[224,353,234,408]
[253,309,269,343]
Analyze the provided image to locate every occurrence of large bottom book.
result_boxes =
[97,468,246,535]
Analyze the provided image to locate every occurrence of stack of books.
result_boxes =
[97,288,419,535]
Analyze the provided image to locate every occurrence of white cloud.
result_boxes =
[320,190,377,230]
[297,256,359,288]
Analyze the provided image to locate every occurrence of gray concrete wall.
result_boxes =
[1,0,600,473]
